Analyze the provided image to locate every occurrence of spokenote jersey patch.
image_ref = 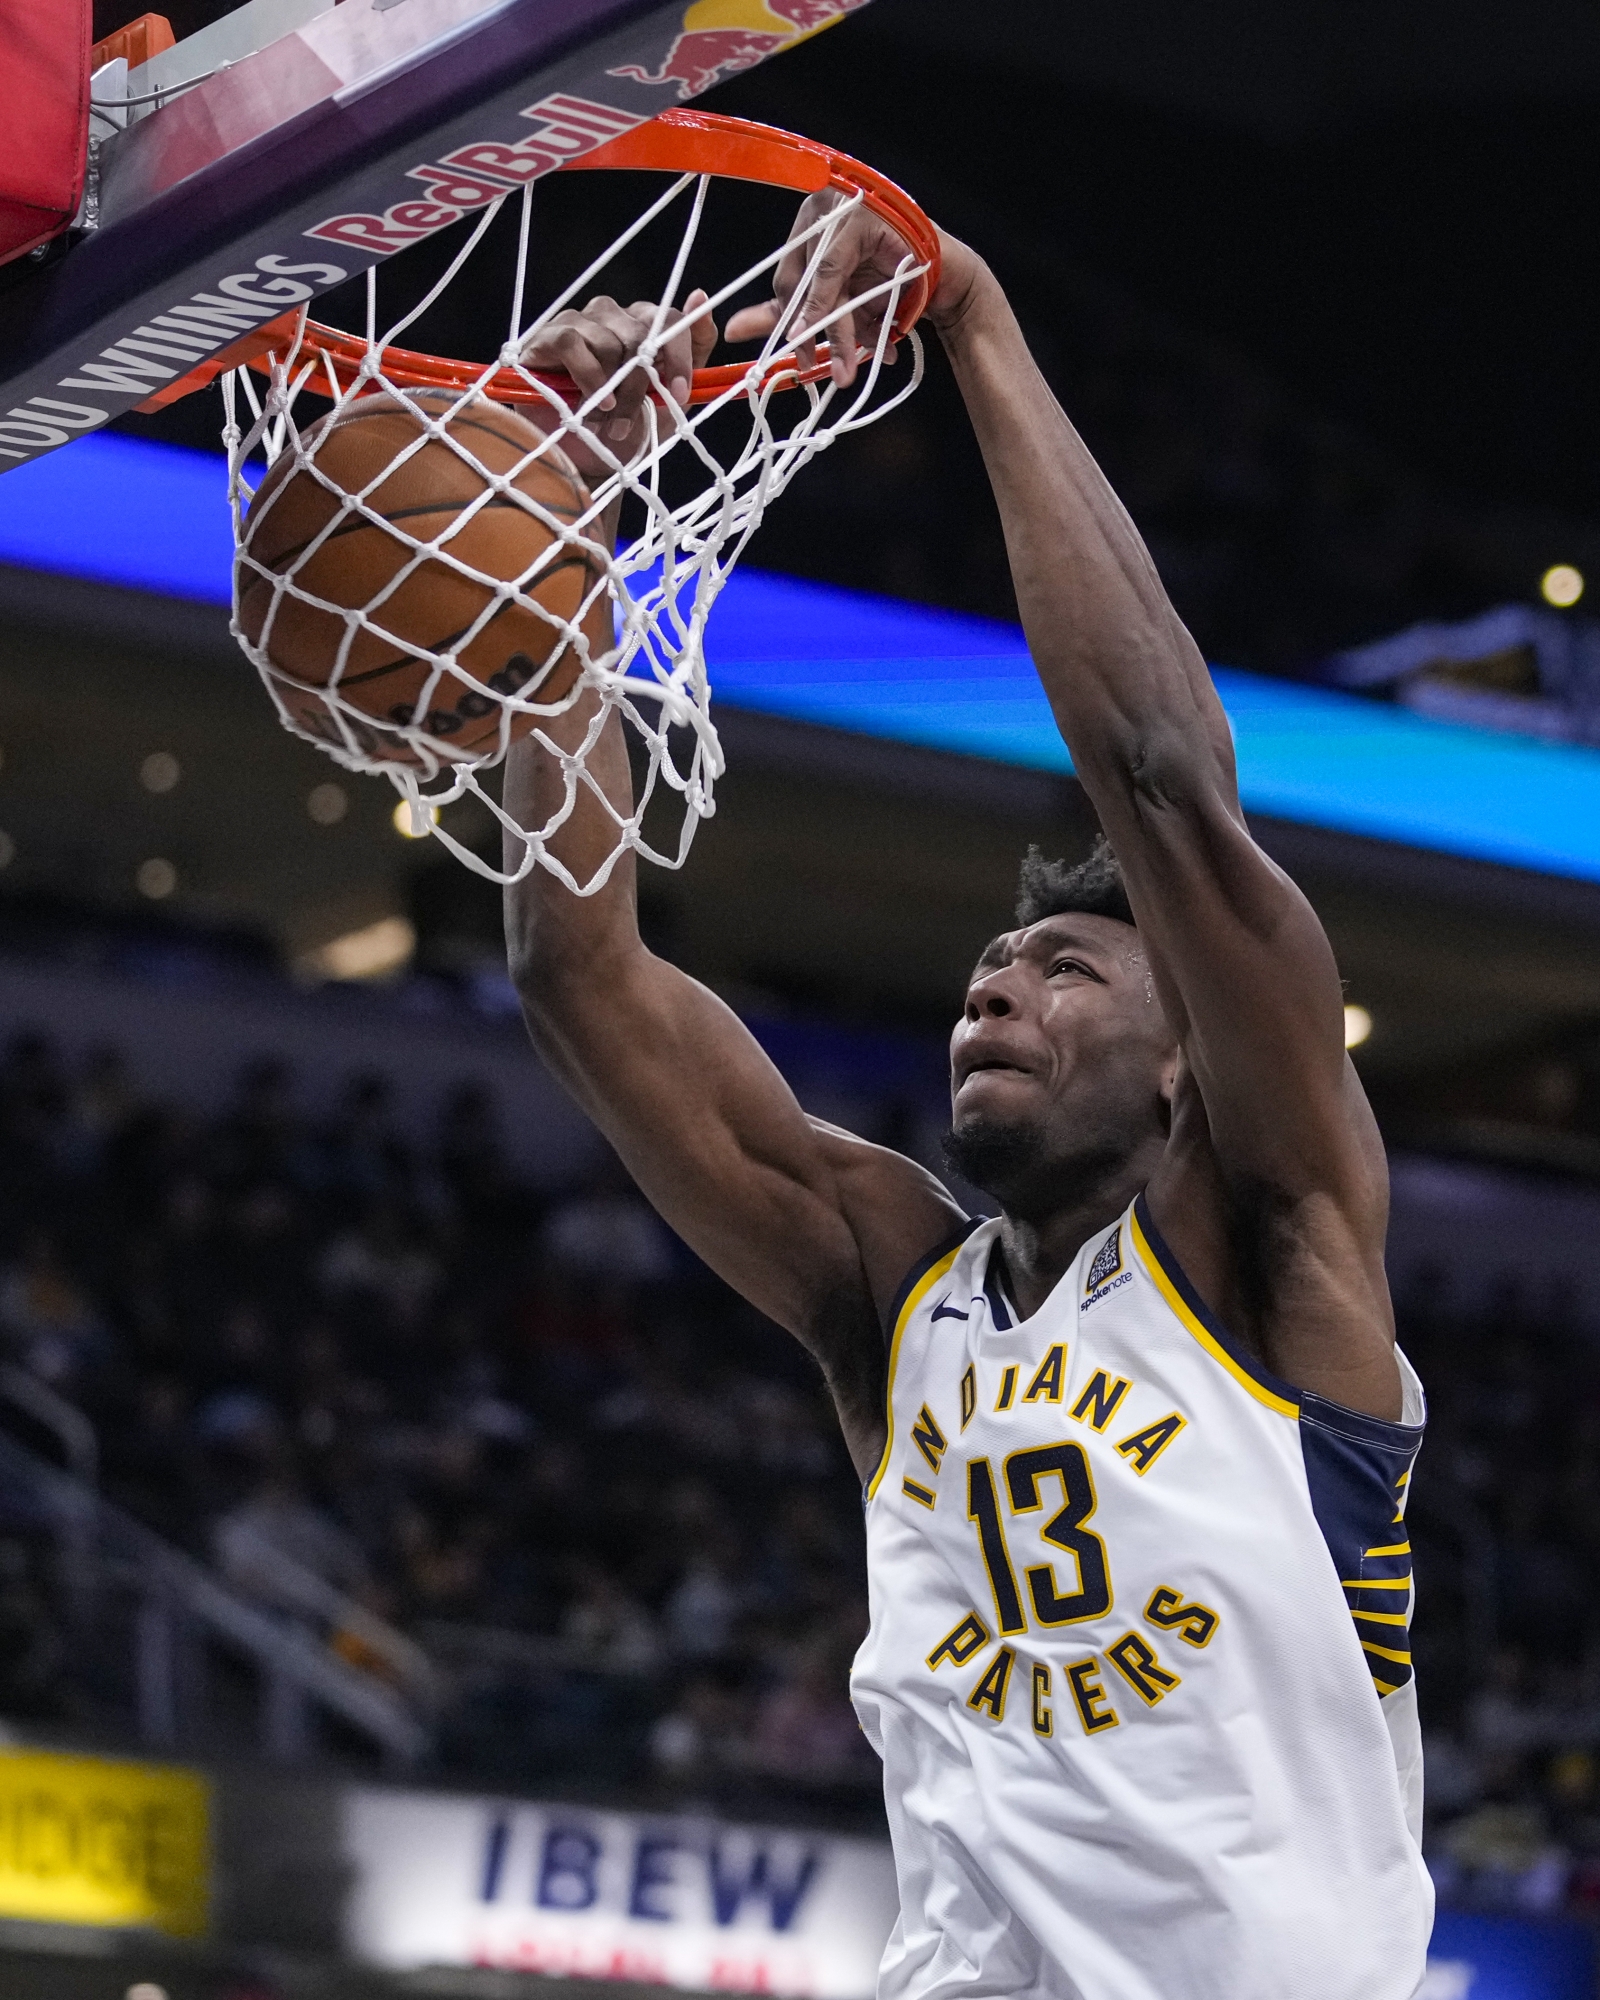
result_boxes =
[1081,1224,1129,1309]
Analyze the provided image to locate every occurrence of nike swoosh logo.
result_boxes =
[930,1295,970,1324]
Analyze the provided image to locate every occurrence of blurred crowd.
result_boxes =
[1394,1279,1600,1918]
[5,1027,1600,1890]
[0,1028,877,1813]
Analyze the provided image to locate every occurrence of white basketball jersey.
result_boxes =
[851,1195,1431,2000]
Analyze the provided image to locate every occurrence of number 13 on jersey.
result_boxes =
[967,1441,1113,1632]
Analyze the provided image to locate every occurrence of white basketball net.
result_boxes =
[221,170,926,890]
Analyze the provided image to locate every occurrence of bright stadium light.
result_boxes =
[300,915,417,981]
[392,798,440,839]
[1344,1004,1373,1049]
[1541,564,1584,608]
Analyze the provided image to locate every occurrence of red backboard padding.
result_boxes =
[0,0,92,267]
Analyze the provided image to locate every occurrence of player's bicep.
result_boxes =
[522,948,955,1339]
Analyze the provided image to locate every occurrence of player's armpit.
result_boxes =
[1074,679,1401,1414]
[1063,681,1400,1412]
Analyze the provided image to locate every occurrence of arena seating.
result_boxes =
[2,961,1600,1890]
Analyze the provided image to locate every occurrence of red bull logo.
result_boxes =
[611,0,869,100]
[770,0,870,25]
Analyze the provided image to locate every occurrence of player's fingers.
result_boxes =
[791,233,871,376]
[654,309,698,411]
[615,297,685,396]
[790,264,853,380]
[585,297,657,415]
[849,288,897,372]
[575,306,665,448]
[735,191,852,367]
[686,290,718,374]
[545,317,627,407]
[517,307,592,377]
[811,213,918,381]
[724,300,781,345]
[656,291,718,402]
[797,201,884,312]
[527,301,632,407]
[826,302,858,386]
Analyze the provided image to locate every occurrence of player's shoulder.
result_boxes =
[806,1116,973,1335]
[883,1211,993,1347]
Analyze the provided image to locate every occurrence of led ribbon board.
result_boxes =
[705,571,1600,888]
[3,433,1600,887]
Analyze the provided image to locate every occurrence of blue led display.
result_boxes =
[3,433,1599,885]
[0,432,236,603]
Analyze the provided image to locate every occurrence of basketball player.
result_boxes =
[505,205,1431,1999]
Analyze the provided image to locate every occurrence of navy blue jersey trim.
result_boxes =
[1298,1390,1425,1455]
[983,1238,1016,1330]
[1299,1394,1424,1700]
[883,1217,981,1351]
[1132,1191,1302,1410]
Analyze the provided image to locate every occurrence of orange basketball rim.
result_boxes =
[161,111,940,413]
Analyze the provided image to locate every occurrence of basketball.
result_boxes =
[237,390,602,767]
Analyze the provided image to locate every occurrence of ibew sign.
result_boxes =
[341,1787,900,1997]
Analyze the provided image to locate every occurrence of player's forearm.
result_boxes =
[501,505,647,1006]
[936,269,1237,816]
[502,694,646,1021]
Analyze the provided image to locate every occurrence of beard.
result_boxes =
[942,1111,1131,1219]
[941,1113,1054,1212]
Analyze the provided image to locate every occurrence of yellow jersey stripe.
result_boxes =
[1361,1640,1413,1665]
[1372,1676,1402,1696]
[1364,1542,1411,1558]
[1341,1577,1412,1590]
[1350,1609,1411,1627]
[866,1244,966,1501]
[1129,1206,1299,1419]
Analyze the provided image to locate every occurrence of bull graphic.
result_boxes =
[610,1,870,100]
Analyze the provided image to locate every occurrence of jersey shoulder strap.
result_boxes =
[881,1216,983,1351]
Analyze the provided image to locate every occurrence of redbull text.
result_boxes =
[308,95,644,253]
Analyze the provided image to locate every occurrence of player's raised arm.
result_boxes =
[503,298,964,1478]
[734,211,1398,1419]
[930,261,1399,1417]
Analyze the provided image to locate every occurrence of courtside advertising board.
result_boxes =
[338,1786,1587,2000]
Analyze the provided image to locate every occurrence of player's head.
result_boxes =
[943,840,1178,1217]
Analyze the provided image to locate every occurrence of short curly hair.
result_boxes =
[1014,837,1134,928]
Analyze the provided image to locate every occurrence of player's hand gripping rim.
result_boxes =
[516,289,718,477]
[725,191,986,387]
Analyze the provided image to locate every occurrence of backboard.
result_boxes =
[0,0,872,473]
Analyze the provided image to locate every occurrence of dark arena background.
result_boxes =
[2,2,1600,1996]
